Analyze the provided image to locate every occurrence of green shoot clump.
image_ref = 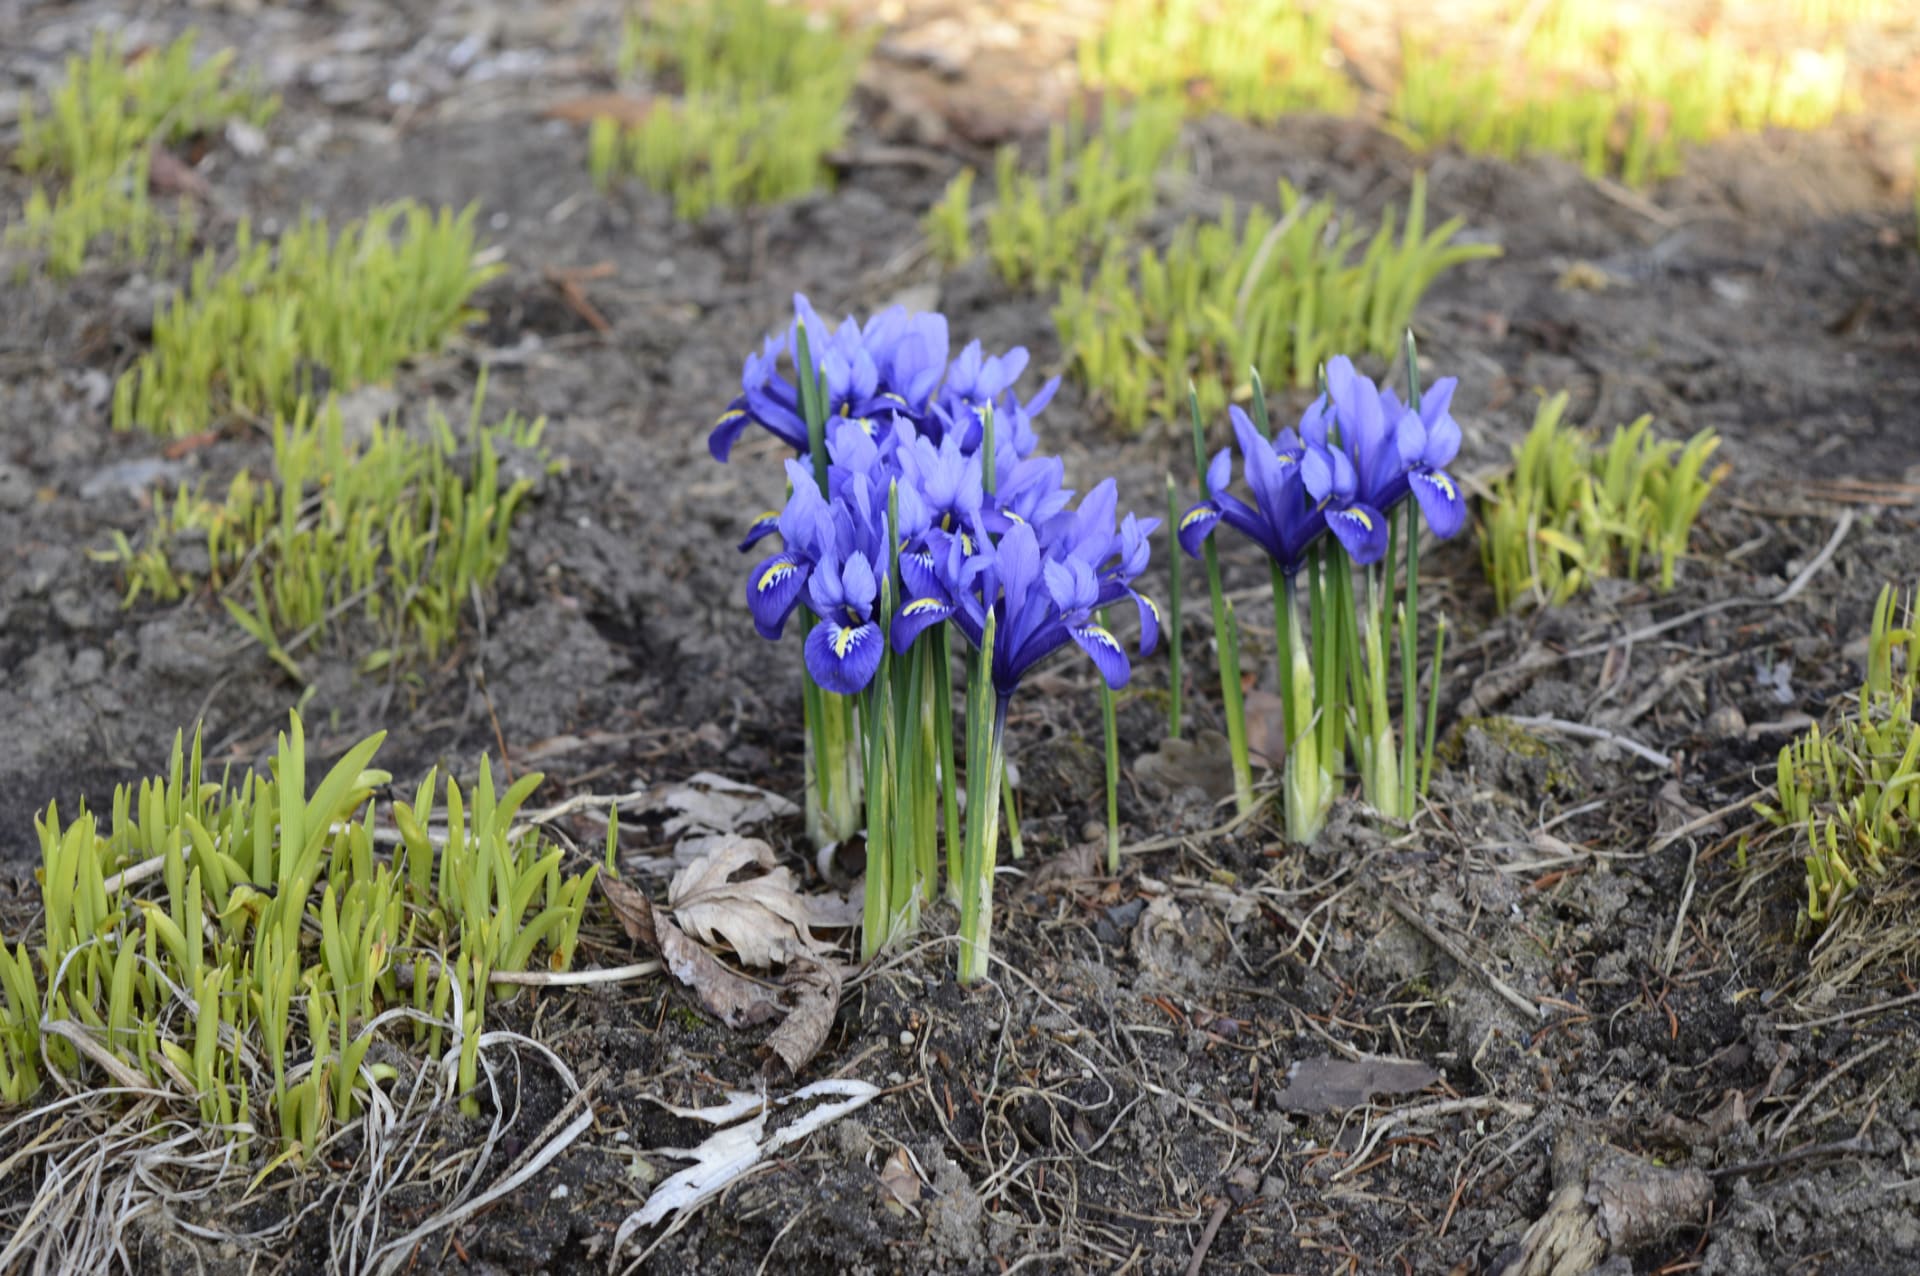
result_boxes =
[0,715,603,1143]
[112,203,499,438]
[1477,391,1728,612]
[1076,0,1355,122]
[1391,4,1852,186]
[593,0,871,218]
[1053,173,1499,432]
[6,31,274,278]
[930,95,1186,290]
[103,382,546,677]
[1759,585,1920,930]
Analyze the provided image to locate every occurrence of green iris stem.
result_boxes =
[1400,332,1423,811]
[1189,385,1254,816]
[932,626,961,879]
[1280,570,1326,843]
[1099,606,1121,875]
[1003,772,1024,861]
[958,614,1003,984]
[1420,612,1447,799]
[1165,473,1183,741]
[1361,568,1400,819]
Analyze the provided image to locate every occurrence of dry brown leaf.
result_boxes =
[765,958,840,1077]
[877,1147,923,1215]
[542,93,656,128]
[669,837,855,969]
[1274,1056,1442,1115]
[656,773,799,839]
[600,874,781,1029]
[147,145,210,200]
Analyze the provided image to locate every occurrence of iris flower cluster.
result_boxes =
[1176,349,1462,840]
[711,295,1159,979]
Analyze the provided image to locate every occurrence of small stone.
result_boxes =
[898,1030,914,1046]
[1704,704,1746,740]
[548,1183,568,1200]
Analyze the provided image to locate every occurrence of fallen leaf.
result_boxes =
[668,837,855,969]
[1133,729,1240,801]
[1243,691,1289,769]
[615,1079,880,1252]
[878,1147,923,1214]
[765,958,840,1077]
[600,874,781,1029]
[656,772,799,839]
[147,144,209,199]
[1274,1055,1441,1115]
[542,92,656,128]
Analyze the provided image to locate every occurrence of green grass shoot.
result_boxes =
[1477,391,1729,612]
[0,714,603,1139]
[927,94,1186,289]
[1076,0,1355,122]
[5,31,274,279]
[112,203,500,438]
[1055,173,1499,433]
[592,0,871,219]
[1758,584,1920,930]
[101,379,547,675]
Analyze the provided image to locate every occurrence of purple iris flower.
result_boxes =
[893,489,1158,699]
[801,548,885,695]
[745,459,836,640]
[1319,355,1466,541]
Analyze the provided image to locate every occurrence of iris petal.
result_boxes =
[746,552,811,640]
[1130,590,1161,656]
[805,620,884,694]
[737,510,782,553]
[1070,624,1131,690]
[1177,501,1222,558]
[708,407,754,462]
[891,596,954,653]
[1411,467,1467,539]
[1326,503,1389,565]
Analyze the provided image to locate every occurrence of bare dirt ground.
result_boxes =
[3,1,1920,1272]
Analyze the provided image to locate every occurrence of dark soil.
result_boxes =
[4,2,1920,1273]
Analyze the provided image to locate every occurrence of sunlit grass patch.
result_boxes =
[1076,0,1354,122]
[112,203,501,438]
[6,31,274,278]
[1392,3,1853,185]
[926,95,1186,289]
[103,381,547,678]
[0,714,603,1149]
[588,0,870,218]
[1053,173,1498,432]
[1475,391,1728,612]
[1758,585,1919,934]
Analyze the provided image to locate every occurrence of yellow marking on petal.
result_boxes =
[1179,507,1214,530]
[831,625,863,658]
[855,417,876,436]
[1341,509,1374,532]
[1426,472,1457,501]
[939,512,952,531]
[757,561,799,592]
[1084,626,1121,651]
[903,598,946,616]
[960,532,975,555]
[881,392,908,405]
[751,509,779,526]
[715,408,745,426]
[1142,595,1162,624]
[1004,510,1026,525]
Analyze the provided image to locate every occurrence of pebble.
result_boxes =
[549,1184,569,1201]
[1705,704,1747,740]
[0,463,31,511]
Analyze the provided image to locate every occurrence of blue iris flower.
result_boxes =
[1318,355,1466,541]
[802,548,886,695]
[893,486,1158,699]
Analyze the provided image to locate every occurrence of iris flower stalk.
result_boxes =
[791,324,864,848]
[1185,386,1255,817]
